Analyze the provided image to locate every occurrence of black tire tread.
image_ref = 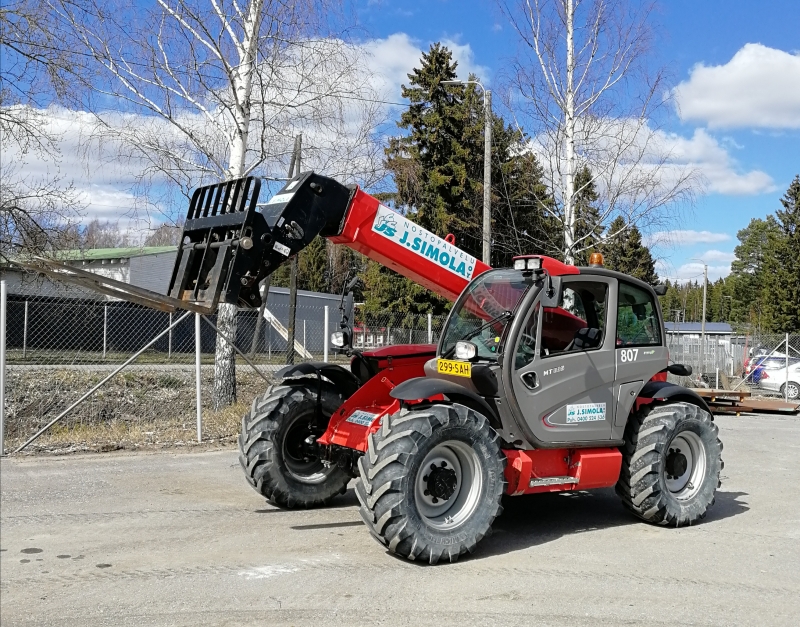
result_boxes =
[238,380,349,509]
[616,401,723,526]
[355,403,506,564]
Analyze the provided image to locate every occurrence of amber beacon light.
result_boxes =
[589,252,604,267]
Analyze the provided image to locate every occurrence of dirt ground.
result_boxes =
[1,413,799,627]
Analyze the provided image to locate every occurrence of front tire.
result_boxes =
[617,401,723,526]
[238,381,350,508]
[355,404,506,564]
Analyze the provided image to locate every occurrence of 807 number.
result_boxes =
[619,348,639,362]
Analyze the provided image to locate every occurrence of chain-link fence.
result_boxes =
[0,268,449,454]
[664,329,800,395]
[3,266,797,454]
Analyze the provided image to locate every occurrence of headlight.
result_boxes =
[331,331,345,347]
[513,258,526,270]
[454,341,477,360]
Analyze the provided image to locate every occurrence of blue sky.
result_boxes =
[12,0,798,283]
[354,0,800,283]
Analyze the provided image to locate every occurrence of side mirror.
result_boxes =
[653,284,667,296]
[667,363,692,377]
[540,275,561,308]
[331,330,352,352]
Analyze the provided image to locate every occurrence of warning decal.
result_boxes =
[566,402,607,423]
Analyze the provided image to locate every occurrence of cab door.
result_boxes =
[509,277,618,444]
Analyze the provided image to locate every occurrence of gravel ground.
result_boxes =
[1,413,799,627]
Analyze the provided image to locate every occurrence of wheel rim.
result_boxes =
[785,383,799,400]
[282,410,328,484]
[664,431,706,500]
[414,441,483,531]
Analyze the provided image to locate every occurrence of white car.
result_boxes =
[756,357,800,400]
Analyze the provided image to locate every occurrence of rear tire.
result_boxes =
[238,381,350,508]
[355,404,506,564]
[780,382,799,400]
[617,401,723,526]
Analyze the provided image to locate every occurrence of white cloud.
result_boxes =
[657,128,775,195]
[657,247,736,283]
[674,44,800,129]
[698,249,736,264]
[645,230,730,247]
[364,33,490,105]
[656,259,733,283]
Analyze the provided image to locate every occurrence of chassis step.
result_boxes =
[529,476,579,488]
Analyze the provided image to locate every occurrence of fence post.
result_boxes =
[303,319,306,357]
[323,306,329,363]
[103,304,108,359]
[195,312,202,443]
[23,300,28,360]
[427,313,432,344]
[168,312,173,360]
[786,333,790,402]
[0,280,6,456]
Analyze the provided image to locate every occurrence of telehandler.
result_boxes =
[29,172,723,564]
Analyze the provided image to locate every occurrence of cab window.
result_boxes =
[540,281,609,357]
[514,304,539,370]
[617,282,661,346]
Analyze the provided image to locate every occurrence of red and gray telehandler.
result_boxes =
[31,171,723,564]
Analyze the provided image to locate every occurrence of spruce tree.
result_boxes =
[601,216,658,285]
[762,176,800,331]
[572,166,603,265]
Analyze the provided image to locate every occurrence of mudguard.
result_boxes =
[637,380,711,414]
[276,362,361,398]
[390,377,500,427]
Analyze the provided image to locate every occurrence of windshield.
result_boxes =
[440,269,534,360]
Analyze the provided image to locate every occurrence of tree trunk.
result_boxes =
[212,301,238,409]
[211,0,264,409]
[563,0,576,265]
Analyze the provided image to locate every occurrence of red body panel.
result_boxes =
[361,344,437,360]
[503,448,622,495]
[540,257,581,276]
[317,347,434,451]
[329,189,492,302]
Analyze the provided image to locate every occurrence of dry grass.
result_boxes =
[4,368,272,455]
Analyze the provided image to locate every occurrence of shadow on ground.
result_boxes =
[252,485,749,562]
[477,488,750,559]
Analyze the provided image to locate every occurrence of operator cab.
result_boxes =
[429,254,669,448]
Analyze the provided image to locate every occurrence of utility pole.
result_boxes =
[286,134,302,365]
[690,259,708,376]
[482,90,492,266]
[442,80,491,264]
[701,263,707,375]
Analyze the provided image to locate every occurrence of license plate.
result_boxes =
[436,359,472,378]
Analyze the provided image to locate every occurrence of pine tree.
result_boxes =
[572,166,603,265]
[728,216,781,329]
[601,216,658,285]
[762,176,800,331]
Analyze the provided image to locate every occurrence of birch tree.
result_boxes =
[1,0,85,259]
[499,0,699,264]
[54,0,386,408]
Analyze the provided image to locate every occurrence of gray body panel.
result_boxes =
[509,276,618,444]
